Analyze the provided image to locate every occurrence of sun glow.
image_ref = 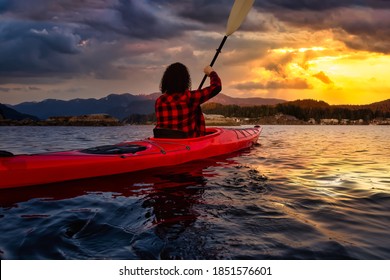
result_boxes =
[240,44,390,104]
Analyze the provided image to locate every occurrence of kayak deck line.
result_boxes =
[0,126,262,189]
[142,139,190,155]
[231,127,259,138]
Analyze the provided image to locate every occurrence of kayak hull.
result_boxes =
[0,126,261,189]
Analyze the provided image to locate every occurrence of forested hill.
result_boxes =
[336,99,390,112]
[279,99,390,112]
[283,99,331,108]
[0,103,39,121]
[202,99,390,121]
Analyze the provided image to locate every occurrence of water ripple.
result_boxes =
[0,125,389,259]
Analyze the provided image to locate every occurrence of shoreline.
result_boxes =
[1,113,389,126]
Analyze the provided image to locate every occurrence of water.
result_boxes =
[0,125,389,259]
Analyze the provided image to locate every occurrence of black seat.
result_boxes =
[0,150,14,157]
[153,128,188,139]
[81,144,147,155]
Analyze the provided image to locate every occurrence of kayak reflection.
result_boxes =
[0,152,244,207]
[0,151,251,259]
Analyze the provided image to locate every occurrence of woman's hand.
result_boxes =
[203,65,214,76]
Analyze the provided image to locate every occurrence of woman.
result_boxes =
[155,62,222,138]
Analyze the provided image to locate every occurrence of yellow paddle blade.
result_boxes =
[226,0,255,36]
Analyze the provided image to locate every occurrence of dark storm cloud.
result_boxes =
[0,0,213,83]
[255,0,390,11]
[0,0,110,19]
[0,0,11,13]
[254,0,390,53]
[0,0,197,82]
[0,19,132,84]
[166,0,231,25]
[1,0,195,39]
[109,0,198,39]
[0,21,81,77]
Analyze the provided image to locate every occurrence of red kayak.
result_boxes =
[0,126,261,189]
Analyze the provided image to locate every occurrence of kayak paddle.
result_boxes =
[198,0,255,89]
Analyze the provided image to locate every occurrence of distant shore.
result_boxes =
[204,113,390,126]
[1,118,389,126]
[0,114,121,126]
[1,111,389,126]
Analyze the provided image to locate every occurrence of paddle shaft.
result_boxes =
[198,35,228,90]
[198,0,254,89]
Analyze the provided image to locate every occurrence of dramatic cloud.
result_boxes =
[0,0,211,84]
[254,1,390,54]
[166,0,231,25]
[234,78,311,90]
[90,0,201,39]
[263,53,294,78]
[0,20,129,83]
[256,0,390,11]
[0,0,389,104]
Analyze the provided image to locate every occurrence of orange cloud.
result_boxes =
[313,71,333,85]
[234,78,311,90]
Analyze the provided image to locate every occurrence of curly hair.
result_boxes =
[160,62,192,94]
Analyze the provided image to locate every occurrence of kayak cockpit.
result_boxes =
[151,127,220,140]
[80,144,147,155]
[153,128,189,139]
[152,127,220,139]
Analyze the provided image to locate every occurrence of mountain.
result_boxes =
[335,99,390,113]
[282,99,331,108]
[0,103,39,121]
[10,93,145,120]
[9,92,286,120]
[277,99,390,113]
[369,99,390,112]
[4,93,390,124]
[106,99,155,119]
[10,91,387,122]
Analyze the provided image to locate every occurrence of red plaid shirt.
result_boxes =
[155,71,222,137]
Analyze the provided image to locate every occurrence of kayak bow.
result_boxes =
[0,126,261,189]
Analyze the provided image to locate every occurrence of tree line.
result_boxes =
[201,101,390,122]
[121,99,390,124]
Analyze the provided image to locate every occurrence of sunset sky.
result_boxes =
[1,0,389,105]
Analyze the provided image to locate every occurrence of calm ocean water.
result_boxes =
[0,125,389,259]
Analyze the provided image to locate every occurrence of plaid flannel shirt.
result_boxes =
[155,71,222,137]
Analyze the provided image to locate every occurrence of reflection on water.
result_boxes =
[0,125,389,259]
